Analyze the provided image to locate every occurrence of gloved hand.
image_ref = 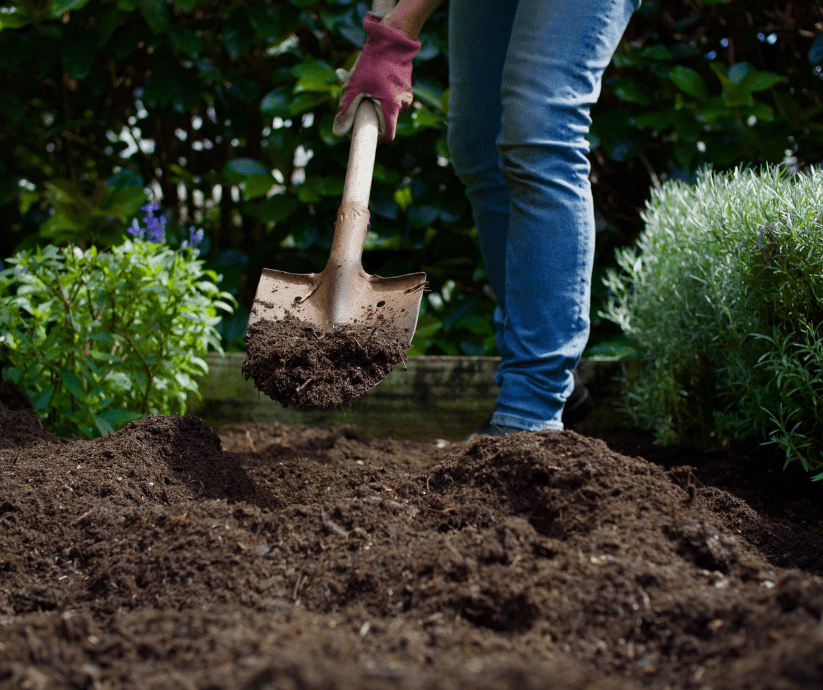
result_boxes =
[333,13,421,144]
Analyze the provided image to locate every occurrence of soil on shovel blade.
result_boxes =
[3,384,823,690]
[242,314,410,408]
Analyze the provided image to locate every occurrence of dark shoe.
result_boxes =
[488,423,524,437]
[461,368,594,440]
[562,368,594,427]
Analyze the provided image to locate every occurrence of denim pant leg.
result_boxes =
[449,0,637,431]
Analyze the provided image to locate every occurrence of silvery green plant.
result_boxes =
[0,208,235,438]
[602,166,823,480]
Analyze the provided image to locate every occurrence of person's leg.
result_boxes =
[490,0,638,432]
[447,0,517,358]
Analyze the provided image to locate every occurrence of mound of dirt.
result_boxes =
[0,380,64,450]
[2,401,823,690]
[242,315,410,408]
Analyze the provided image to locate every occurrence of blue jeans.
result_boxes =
[448,0,638,431]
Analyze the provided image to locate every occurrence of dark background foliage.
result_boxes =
[1,0,821,354]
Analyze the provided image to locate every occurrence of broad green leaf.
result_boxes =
[640,44,672,61]
[412,81,445,111]
[107,168,144,191]
[222,158,270,183]
[294,73,336,94]
[97,409,145,425]
[737,71,786,94]
[260,87,292,117]
[296,176,324,203]
[247,194,297,224]
[243,174,277,200]
[51,0,93,15]
[89,350,125,364]
[31,386,55,411]
[61,368,87,401]
[139,0,169,34]
[394,186,413,212]
[612,78,653,106]
[93,414,116,436]
[0,9,31,29]
[709,62,751,106]
[41,325,62,351]
[728,62,754,84]
[407,203,439,228]
[583,335,640,361]
[410,109,445,131]
[289,92,329,115]
[669,66,708,101]
[167,25,204,57]
[248,4,282,42]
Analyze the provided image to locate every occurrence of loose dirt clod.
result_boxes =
[242,314,410,407]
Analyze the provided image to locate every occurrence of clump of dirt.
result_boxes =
[2,398,823,690]
[242,314,410,408]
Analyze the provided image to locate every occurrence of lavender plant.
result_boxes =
[0,207,235,438]
[602,166,823,480]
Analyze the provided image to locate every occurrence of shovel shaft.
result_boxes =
[328,98,379,272]
[324,101,379,322]
[340,100,379,213]
[369,0,396,19]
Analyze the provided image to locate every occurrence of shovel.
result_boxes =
[247,0,426,344]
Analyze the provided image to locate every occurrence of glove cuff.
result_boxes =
[363,13,422,56]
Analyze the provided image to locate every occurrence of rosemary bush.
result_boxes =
[0,222,235,438]
[603,166,823,479]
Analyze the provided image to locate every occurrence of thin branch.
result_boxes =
[638,152,662,191]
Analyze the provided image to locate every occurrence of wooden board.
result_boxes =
[188,354,628,441]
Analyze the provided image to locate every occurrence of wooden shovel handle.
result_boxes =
[370,0,397,20]
[330,0,396,269]
[339,101,380,212]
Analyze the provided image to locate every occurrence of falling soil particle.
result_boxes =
[2,391,823,689]
[242,314,410,408]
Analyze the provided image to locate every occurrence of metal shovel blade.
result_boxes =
[248,254,427,345]
[248,268,426,343]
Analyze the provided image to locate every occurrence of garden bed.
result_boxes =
[2,384,823,689]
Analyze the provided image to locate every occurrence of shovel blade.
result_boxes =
[248,267,427,346]
[360,271,428,344]
[247,268,324,326]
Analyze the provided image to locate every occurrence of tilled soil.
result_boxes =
[2,389,823,689]
[242,316,410,408]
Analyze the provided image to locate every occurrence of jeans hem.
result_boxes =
[490,413,564,433]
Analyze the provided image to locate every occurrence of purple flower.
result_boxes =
[127,218,145,240]
[128,203,205,253]
[139,203,167,244]
[180,226,205,257]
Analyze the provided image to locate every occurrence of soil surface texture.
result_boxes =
[2,388,823,690]
[243,315,410,408]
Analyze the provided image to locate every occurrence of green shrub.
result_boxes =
[602,166,823,479]
[0,237,236,438]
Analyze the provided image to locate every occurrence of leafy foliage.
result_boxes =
[0,0,821,356]
[0,238,236,437]
[602,166,823,479]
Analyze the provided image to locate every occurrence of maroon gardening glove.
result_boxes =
[333,13,421,144]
